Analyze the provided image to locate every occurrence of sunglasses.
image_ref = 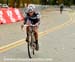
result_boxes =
[29,12,33,13]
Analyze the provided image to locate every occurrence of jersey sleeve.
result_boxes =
[36,12,41,19]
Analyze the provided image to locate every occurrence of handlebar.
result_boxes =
[24,24,37,27]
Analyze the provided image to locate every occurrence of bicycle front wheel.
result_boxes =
[27,31,35,58]
[27,41,35,58]
[27,41,32,58]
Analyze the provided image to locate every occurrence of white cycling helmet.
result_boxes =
[28,7,34,12]
[28,4,36,9]
[27,4,36,13]
[26,4,36,13]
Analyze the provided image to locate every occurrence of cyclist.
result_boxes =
[60,3,64,14]
[21,5,40,51]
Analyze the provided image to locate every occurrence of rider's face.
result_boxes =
[29,12,34,16]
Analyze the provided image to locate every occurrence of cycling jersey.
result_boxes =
[24,12,40,25]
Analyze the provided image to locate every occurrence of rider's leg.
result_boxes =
[25,18,31,42]
[33,19,40,42]
[34,27,38,41]
[34,27,39,50]
[26,27,29,42]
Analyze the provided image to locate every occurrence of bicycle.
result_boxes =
[60,7,63,14]
[60,4,64,14]
[23,24,38,58]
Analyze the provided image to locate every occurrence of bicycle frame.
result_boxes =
[24,25,36,58]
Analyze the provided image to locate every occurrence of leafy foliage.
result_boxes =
[0,0,74,8]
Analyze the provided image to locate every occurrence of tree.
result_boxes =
[0,0,3,3]
[64,0,73,7]
[58,0,63,4]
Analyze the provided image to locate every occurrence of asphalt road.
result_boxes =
[0,8,75,62]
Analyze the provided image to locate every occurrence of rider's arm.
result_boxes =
[35,12,41,25]
[37,12,40,19]
[21,17,26,30]
[21,14,29,29]
[21,20,24,30]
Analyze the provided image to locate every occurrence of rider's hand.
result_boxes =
[35,23,39,26]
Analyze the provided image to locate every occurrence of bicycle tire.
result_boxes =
[31,35,35,55]
[27,37,35,58]
[33,49,35,55]
[27,41,32,58]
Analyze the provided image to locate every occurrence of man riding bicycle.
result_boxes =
[60,3,64,14]
[21,5,40,51]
